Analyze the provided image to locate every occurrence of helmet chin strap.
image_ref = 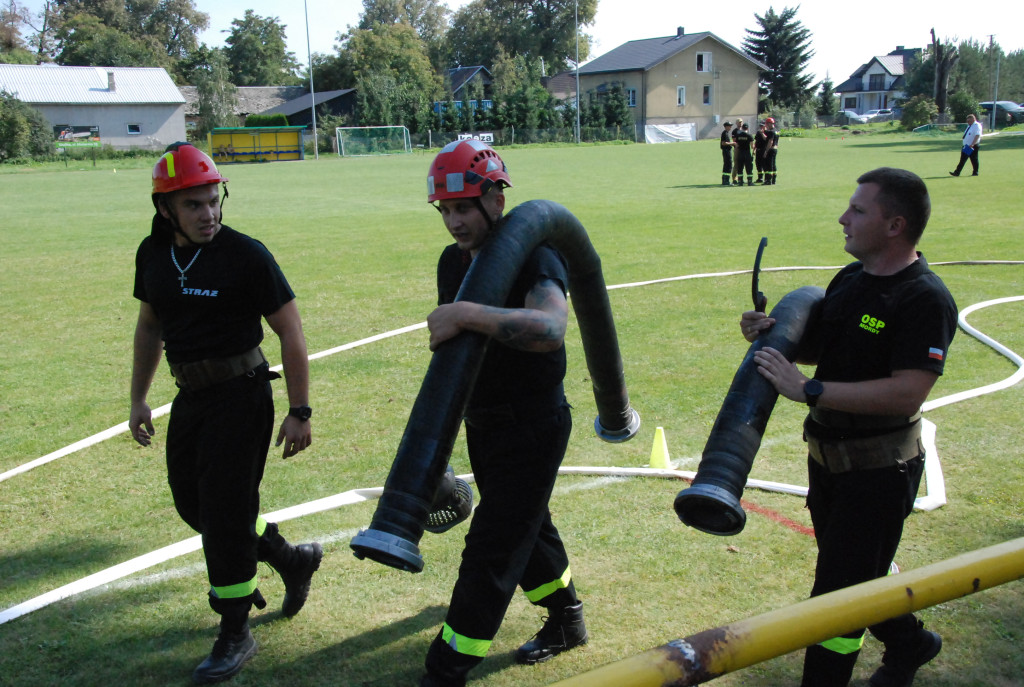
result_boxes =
[473,197,497,233]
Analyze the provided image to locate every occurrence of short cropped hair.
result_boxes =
[856,167,931,244]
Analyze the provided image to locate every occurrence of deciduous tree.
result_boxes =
[448,0,595,75]
[344,21,440,130]
[357,0,450,71]
[224,10,301,86]
[193,48,238,137]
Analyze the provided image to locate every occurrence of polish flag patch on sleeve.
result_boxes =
[928,347,945,360]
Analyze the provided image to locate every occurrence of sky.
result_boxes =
[19,0,1024,90]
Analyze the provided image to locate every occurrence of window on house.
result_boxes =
[677,86,686,106]
[868,74,885,90]
[696,52,712,72]
[703,85,711,105]
[626,88,637,107]
[127,124,141,135]
[844,98,857,110]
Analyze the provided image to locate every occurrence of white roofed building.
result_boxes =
[0,64,186,150]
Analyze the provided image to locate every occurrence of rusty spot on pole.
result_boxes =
[661,627,735,685]
[973,578,981,592]
[906,586,914,598]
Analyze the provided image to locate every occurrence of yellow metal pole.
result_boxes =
[549,538,1024,687]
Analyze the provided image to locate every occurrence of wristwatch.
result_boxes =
[288,405,313,421]
[803,379,824,407]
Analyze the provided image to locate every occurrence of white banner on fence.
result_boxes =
[645,123,697,143]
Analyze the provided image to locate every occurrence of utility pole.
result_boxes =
[305,0,319,159]
[575,0,581,144]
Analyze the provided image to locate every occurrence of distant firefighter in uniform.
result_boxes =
[720,121,735,186]
[763,117,780,185]
[734,122,755,186]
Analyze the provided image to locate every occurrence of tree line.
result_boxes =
[1,1,1021,159]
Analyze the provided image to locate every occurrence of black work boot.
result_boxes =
[421,632,482,687]
[869,627,941,687]
[193,596,258,685]
[514,601,588,665]
[257,522,323,617]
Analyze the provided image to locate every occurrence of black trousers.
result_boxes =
[443,400,574,645]
[953,145,979,175]
[737,153,753,178]
[801,454,926,684]
[721,149,733,178]
[166,366,274,593]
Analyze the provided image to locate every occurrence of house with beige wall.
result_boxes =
[578,27,766,141]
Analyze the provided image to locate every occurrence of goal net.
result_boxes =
[336,125,412,157]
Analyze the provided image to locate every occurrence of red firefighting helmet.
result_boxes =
[427,140,512,202]
[765,117,776,126]
[152,142,228,196]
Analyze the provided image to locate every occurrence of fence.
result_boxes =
[407,125,640,149]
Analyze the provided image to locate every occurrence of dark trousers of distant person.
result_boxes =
[721,149,733,186]
[951,145,979,176]
[737,153,754,185]
[764,149,778,185]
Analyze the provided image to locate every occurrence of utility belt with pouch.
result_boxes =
[168,347,270,392]
[804,407,924,474]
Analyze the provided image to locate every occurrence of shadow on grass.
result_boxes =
[0,536,124,605]
[844,131,1024,155]
[270,603,448,685]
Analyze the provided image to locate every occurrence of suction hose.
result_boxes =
[674,285,824,536]
[351,200,641,572]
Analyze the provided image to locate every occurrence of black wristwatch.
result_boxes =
[803,379,824,407]
[288,405,313,421]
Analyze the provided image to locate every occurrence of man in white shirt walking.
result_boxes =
[950,113,982,177]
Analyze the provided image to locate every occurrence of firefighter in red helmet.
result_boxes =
[763,117,780,185]
[420,140,588,686]
[130,143,322,684]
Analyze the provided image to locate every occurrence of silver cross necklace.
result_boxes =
[170,243,203,288]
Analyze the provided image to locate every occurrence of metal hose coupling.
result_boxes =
[674,285,824,535]
[351,200,641,572]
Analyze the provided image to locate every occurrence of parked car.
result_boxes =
[864,108,895,121]
[839,109,870,124]
[978,101,1024,124]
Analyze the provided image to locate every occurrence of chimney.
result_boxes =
[107,71,115,92]
[677,27,685,37]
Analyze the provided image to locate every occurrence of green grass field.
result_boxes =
[1,128,1022,686]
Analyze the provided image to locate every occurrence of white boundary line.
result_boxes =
[1,278,1021,625]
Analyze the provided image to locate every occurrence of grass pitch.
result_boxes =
[1,128,1022,686]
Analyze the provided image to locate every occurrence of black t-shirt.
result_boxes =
[754,130,769,151]
[134,223,295,364]
[720,129,732,149]
[436,241,568,409]
[806,256,957,384]
[734,129,754,154]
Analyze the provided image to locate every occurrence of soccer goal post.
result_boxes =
[336,125,412,157]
